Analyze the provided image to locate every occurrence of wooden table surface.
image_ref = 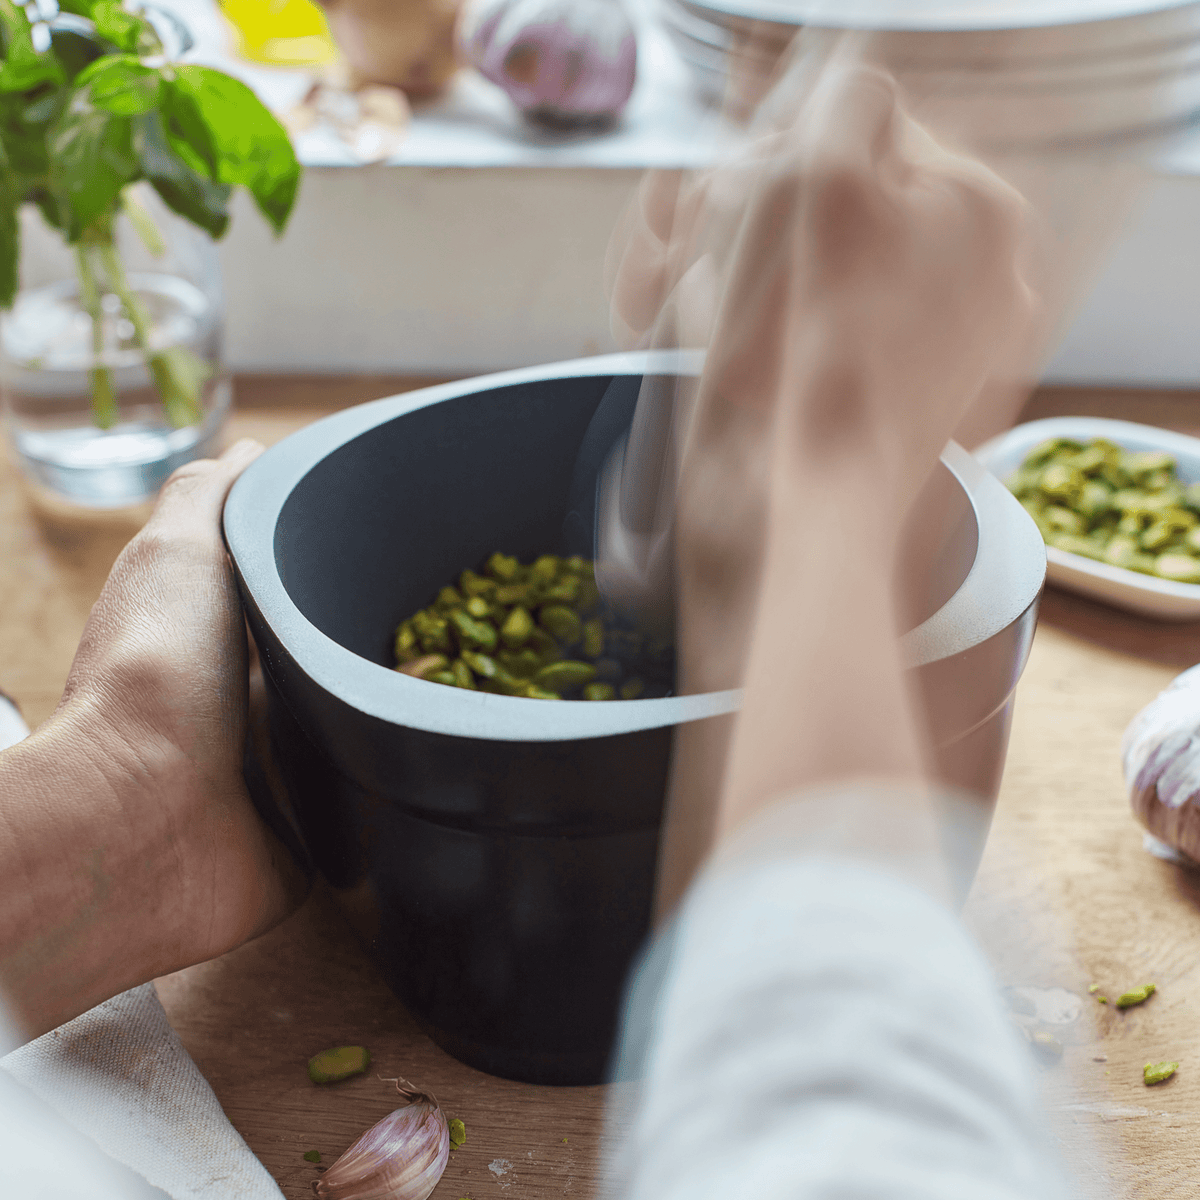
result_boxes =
[6,377,1200,1198]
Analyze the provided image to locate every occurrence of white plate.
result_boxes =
[973,416,1200,621]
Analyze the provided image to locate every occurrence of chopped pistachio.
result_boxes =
[500,606,534,649]
[486,551,520,581]
[307,1045,370,1084]
[1115,983,1156,1010]
[397,654,449,680]
[448,1118,466,1149]
[1087,984,1100,994]
[1144,1061,1179,1085]
[303,1150,321,1163]
[539,604,582,645]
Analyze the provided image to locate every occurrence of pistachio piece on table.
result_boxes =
[308,1045,370,1084]
[1144,1061,1178,1086]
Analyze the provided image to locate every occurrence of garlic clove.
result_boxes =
[314,1086,449,1200]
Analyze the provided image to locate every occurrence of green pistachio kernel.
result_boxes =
[526,626,564,665]
[394,621,419,662]
[461,650,498,678]
[1144,1061,1178,1086]
[1155,555,1200,584]
[1040,463,1085,503]
[426,670,457,685]
[397,653,449,680]
[562,555,592,575]
[1077,479,1113,519]
[620,678,645,700]
[1103,535,1140,568]
[1115,983,1157,1009]
[450,659,477,689]
[575,578,601,612]
[303,1150,321,1163]
[531,554,560,585]
[521,684,562,700]
[1049,534,1104,561]
[498,648,541,679]
[544,576,581,604]
[465,595,491,619]
[435,586,463,611]
[582,682,616,701]
[448,1118,466,1149]
[486,552,520,581]
[1127,450,1176,476]
[500,605,534,649]
[534,660,597,692]
[1043,506,1084,535]
[450,609,499,652]
[459,569,497,599]
[307,1045,370,1084]
[582,617,605,659]
[495,582,530,605]
[413,610,452,653]
[540,604,582,644]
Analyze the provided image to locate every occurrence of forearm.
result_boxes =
[716,459,948,892]
[0,707,187,1040]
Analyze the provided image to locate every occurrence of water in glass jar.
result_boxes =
[1,273,230,508]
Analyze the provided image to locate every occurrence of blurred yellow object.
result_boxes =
[220,0,338,67]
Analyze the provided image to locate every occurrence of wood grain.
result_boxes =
[5,380,1200,1197]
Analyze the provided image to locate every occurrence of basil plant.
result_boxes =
[0,0,301,427]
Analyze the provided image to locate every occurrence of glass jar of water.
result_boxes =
[0,186,230,509]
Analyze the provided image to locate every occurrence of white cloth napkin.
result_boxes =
[0,695,285,1200]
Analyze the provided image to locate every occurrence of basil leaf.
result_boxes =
[162,65,299,234]
[134,111,230,239]
[29,186,64,235]
[77,54,160,115]
[49,98,138,239]
[49,27,113,82]
[0,135,18,308]
[0,4,65,93]
[90,0,145,55]
[0,92,51,179]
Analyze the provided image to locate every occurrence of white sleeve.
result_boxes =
[604,799,1068,1200]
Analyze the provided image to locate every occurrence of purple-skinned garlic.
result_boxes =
[1123,662,1200,862]
[313,1084,449,1200]
[459,0,637,124]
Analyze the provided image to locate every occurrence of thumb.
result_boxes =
[145,438,266,539]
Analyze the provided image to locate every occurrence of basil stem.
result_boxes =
[88,220,207,429]
[73,243,118,429]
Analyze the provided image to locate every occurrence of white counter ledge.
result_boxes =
[158,0,1200,388]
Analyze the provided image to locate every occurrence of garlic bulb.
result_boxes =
[1122,662,1200,861]
[459,0,637,124]
[315,0,460,97]
[314,1085,449,1200]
